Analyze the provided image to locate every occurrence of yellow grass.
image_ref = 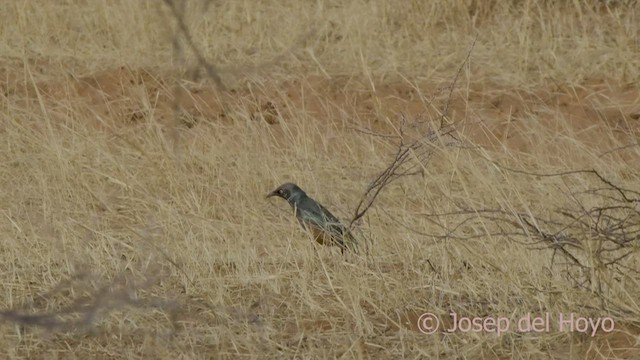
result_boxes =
[1,0,639,358]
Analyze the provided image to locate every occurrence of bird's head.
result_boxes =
[267,183,305,203]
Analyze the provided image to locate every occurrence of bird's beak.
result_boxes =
[266,190,278,199]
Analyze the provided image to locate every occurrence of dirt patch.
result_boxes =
[7,65,635,160]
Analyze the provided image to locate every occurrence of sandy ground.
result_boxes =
[1,1,639,359]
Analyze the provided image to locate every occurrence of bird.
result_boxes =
[266,183,358,254]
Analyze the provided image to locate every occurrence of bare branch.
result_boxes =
[162,0,226,90]
[349,37,477,229]
[0,267,178,333]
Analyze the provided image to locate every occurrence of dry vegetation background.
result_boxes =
[1,0,639,359]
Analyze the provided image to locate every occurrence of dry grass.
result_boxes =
[1,0,639,358]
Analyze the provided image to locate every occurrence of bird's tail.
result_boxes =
[341,231,359,254]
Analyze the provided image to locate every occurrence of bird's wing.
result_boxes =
[317,203,350,234]
[297,197,343,232]
[297,197,358,251]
